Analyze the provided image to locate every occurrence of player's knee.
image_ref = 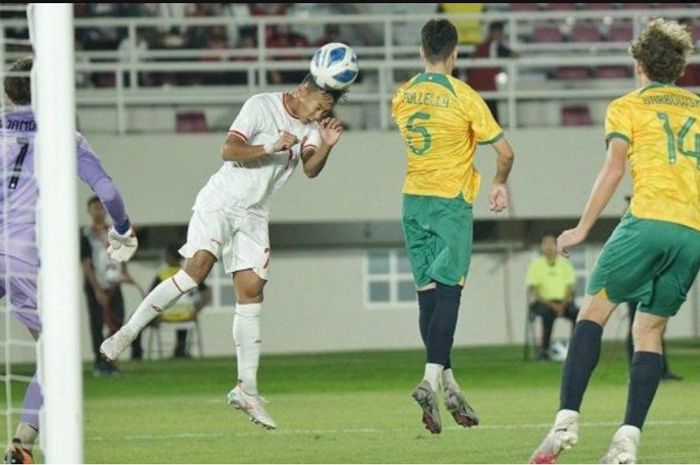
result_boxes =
[632,313,666,352]
[236,280,265,304]
[184,251,216,283]
[237,288,264,304]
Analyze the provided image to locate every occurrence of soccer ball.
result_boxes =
[309,42,358,91]
[549,339,569,362]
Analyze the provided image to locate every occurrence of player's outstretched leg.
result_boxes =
[442,368,479,427]
[227,270,276,430]
[101,251,214,361]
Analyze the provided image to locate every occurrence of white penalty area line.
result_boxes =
[86,419,699,443]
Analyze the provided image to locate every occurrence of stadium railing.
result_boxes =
[2,8,698,133]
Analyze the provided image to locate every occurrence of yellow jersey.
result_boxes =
[606,83,700,231]
[526,256,576,302]
[391,72,503,203]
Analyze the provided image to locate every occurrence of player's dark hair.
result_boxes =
[630,18,694,84]
[421,19,458,64]
[87,196,101,208]
[4,56,32,106]
[302,73,347,104]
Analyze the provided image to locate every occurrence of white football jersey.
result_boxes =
[193,93,321,217]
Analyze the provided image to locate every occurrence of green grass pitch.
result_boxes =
[3,341,699,463]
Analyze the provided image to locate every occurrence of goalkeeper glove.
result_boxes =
[107,220,138,262]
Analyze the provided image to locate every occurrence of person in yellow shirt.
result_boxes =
[526,232,579,361]
[392,18,515,435]
[531,19,700,464]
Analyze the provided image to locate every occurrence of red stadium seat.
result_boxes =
[595,66,630,79]
[533,25,563,43]
[555,66,591,80]
[510,3,541,11]
[582,3,615,10]
[544,3,578,10]
[561,105,592,126]
[571,24,601,42]
[609,24,633,42]
[176,111,208,133]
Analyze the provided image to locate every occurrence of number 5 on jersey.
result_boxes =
[406,112,431,155]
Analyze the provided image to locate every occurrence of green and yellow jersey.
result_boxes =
[391,72,503,203]
[606,83,700,231]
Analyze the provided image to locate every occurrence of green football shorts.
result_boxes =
[401,194,473,287]
[587,213,700,317]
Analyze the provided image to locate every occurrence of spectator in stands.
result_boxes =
[468,22,519,123]
[526,231,579,361]
[438,3,485,45]
[249,3,291,18]
[117,29,151,87]
[230,27,258,85]
[201,26,233,85]
[266,25,310,84]
[81,196,141,373]
[677,18,700,88]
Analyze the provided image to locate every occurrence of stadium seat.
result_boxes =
[609,24,633,42]
[555,66,591,80]
[510,3,541,11]
[595,65,630,79]
[176,110,208,133]
[533,25,563,43]
[543,3,578,11]
[561,104,593,126]
[582,3,615,10]
[145,317,204,360]
[571,24,601,42]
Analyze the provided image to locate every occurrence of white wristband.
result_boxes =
[263,142,275,154]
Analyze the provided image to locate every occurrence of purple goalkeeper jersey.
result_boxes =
[0,106,128,266]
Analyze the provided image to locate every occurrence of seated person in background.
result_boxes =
[526,231,579,361]
[132,245,212,358]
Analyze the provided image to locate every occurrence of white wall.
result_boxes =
[2,247,697,364]
[78,128,632,225]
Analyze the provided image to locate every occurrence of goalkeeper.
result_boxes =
[1,56,137,463]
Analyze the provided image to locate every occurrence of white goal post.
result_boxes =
[32,4,83,463]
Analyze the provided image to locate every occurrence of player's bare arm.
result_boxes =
[488,137,515,213]
[221,131,299,163]
[557,138,628,257]
[301,117,343,178]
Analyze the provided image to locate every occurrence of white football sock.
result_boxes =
[125,270,197,334]
[423,363,443,391]
[442,368,459,389]
[233,303,262,395]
